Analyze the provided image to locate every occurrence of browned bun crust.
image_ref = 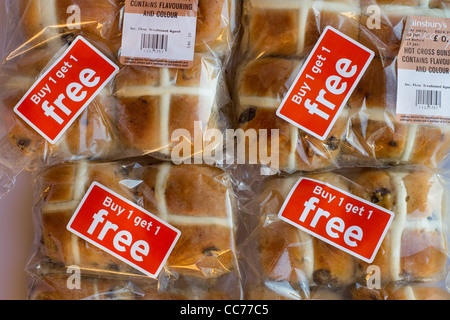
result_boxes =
[116,53,222,155]
[37,162,137,276]
[242,0,360,58]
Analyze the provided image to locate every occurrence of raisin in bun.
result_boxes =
[241,0,360,59]
[136,163,238,279]
[345,56,450,167]
[30,161,138,277]
[242,172,357,300]
[115,53,227,159]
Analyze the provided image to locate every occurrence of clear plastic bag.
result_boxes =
[4,0,450,302]
[26,159,242,300]
[237,166,450,300]
[234,0,450,174]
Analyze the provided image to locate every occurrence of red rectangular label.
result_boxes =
[278,178,393,263]
[277,26,374,140]
[67,182,181,278]
[14,36,119,144]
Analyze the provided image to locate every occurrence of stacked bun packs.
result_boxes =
[0,0,448,300]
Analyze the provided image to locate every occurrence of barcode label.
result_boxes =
[121,2,198,69]
[415,89,442,107]
[140,33,168,51]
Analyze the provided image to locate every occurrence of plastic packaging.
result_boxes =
[237,166,449,300]
[0,0,239,198]
[26,159,242,300]
[234,0,450,174]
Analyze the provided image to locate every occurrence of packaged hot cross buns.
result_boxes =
[27,160,241,300]
[0,0,238,197]
[0,37,121,159]
[239,172,359,300]
[134,163,240,284]
[26,161,139,278]
[345,1,450,168]
[344,55,450,168]
[114,0,238,161]
[340,0,450,167]
[12,0,123,45]
[234,0,361,174]
[349,169,448,284]
[240,0,361,60]
[0,37,122,203]
[7,0,238,64]
[0,37,232,168]
[238,167,449,300]
[0,1,125,198]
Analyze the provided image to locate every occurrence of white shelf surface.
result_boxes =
[0,171,34,300]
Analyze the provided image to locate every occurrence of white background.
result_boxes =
[0,5,35,300]
[121,13,197,62]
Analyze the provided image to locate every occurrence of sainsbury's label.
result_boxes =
[397,16,450,125]
[14,36,119,144]
[67,182,181,278]
[277,26,374,140]
[120,0,198,69]
[278,178,393,263]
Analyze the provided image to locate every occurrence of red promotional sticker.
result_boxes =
[14,36,119,144]
[67,182,181,278]
[278,178,393,263]
[277,26,374,140]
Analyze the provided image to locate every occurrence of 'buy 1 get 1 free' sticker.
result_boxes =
[277,26,374,140]
[14,36,119,144]
[278,178,394,263]
[67,182,181,278]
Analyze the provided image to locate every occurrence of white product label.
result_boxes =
[120,0,198,69]
[397,16,450,125]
